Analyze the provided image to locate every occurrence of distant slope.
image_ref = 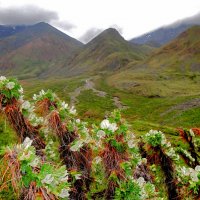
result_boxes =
[130,24,192,46]
[106,26,200,98]
[143,25,200,73]
[0,22,83,78]
[0,25,28,39]
[65,28,152,75]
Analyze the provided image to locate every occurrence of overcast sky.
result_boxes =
[0,0,200,43]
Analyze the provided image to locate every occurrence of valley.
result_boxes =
[1,18,200,199]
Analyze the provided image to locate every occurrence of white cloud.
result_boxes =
[0,0,200,40]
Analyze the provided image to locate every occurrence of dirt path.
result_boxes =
[69,79,128,110]
[113,96,129,110]
[161,98,200,116]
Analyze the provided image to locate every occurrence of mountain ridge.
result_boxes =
[0,22,83,78]
[64,28,152,76]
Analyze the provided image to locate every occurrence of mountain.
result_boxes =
[0,22,83,79]
[142,25,200,73]
[65,28,152,76]
[130,24,192,46]
[130,12,200,46]
[0,25,28,39]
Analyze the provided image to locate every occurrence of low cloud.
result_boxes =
[0,5,76,32]
[109,24,123,34]
[168,12,200,28]
[0,5,58,25]
[52,20,76,31]
[79,28,103,43]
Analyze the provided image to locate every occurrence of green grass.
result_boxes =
[76,89,116,123]
[0,115,18,149]
[22,76,85,101]
[2,70,200,148]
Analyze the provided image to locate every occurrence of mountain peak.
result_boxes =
[103,28,120,34]
[87,27,124,45]
[99,28,122,38]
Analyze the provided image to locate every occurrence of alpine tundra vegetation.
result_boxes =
[1,76,200,199]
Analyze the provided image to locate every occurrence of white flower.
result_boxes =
[0,76,6,81]
[100,119,110,129]
[49,140,54,145]
[195,165,200,172]
[19,95,24,102]
[181,166,190,176]
[18,87,23,94]
[36,117,44,124]
[128,140,135,148]
[165,142,171,148]
[33,94,37,100]
[75,174,81,180]
[58,189,70,198]
[22,101,31,110]
[108,123,118,132]
[30,157,40,167]
[137,177,145,186]
[59,170,69,182]
[69,106,76,115]
[41,174,54,184]
[129,133,136,139]
[6,82,15,89]
[23,137,33,149]
[39,89,45,96]
[142,158,147,164]
[97,130,106,138]
[190,129,195,137]
[70,140,83,151]
[61,101,68,109]
[19,151,32,160]
[28,113,36,121]
[100,119,118,132]
[93,156,102,164]
[76,119,81,124]
[190,170,199,182]
[50,153,56,158]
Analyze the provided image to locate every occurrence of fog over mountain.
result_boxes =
[130,12,200,46]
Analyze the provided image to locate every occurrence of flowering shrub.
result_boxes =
[177,165,200,194]
[1,76,199,199]
[176,147,195,166]
[0,76,23,100]
[144,130,179,161]
[2,137,71,199]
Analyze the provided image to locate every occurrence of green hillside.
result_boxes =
[143,26,200,73]
[65,28,153,76]
[0,22,83,79]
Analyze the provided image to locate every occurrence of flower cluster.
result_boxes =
[144,130,179,161]
[176,147,195,164]
[33,90,76,117]
[177,165,200,194]
[115,177,156,200]
[20,100,44,127]
[33,89,57,102]
[0,76,23,100]
[189,129,200,163]
[100,119,118,132]
[68,119,92,152]
[11,137,71,199]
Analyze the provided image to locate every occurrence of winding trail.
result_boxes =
[69,79,128,110]
[161,98,200,116]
